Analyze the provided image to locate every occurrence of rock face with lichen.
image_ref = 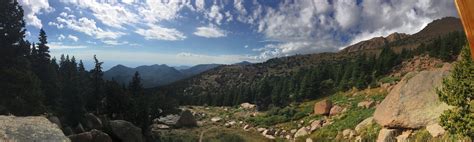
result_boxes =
[0,115,70,142]
[374,69,452,129]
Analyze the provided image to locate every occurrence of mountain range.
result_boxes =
[104,64,221,88]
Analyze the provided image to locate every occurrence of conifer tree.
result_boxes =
[437,45,474,137]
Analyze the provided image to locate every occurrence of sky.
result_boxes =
[19,0,459,70]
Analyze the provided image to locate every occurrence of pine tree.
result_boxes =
[129,71,144,96]
[0,0,44,115]
[87,55,105,113]
[437,45,474,137]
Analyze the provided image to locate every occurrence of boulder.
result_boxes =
[373,70,452,129]
[294,127,309,138]
[306,138,313,142]
[47,116,62,129]
[257,128,267,133]
[210,117,222,122]
[109,120,143,142]
[82,113,102,130]
[0,115,69,141]
[176,110,197,127]
[240,102,256,110]
[68,129,112,142]
[63,126,74,136]
[243,125,251,131]
[426,123,446,137]
[358,100,375,109]
[329,105,344,116]
[150,124,170,130]
[314,99,333,115]
[376,128,401,142]
[355,117,374,133]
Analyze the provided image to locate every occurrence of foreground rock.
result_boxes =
[426,123,446,137]
[376,128,401,142]
[82,113,102,130]
[109,120,143,142]
[0,115,70,141]
[314,99,332,115]
[374,70,452,129]
[355,117,374,133]
[68,129,112,142]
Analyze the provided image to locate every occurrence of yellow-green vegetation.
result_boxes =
[379,76,401,84]
[151,126,270,142]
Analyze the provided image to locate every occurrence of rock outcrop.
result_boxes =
[176,110,197,127]
[314,99,332,115]
[82,113,102,130]
[0,115,70,142]
[374,70,452,129]
[109,120,143,142]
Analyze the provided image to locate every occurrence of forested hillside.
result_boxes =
[161,17,466,110]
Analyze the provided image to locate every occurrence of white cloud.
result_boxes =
[19,0,54,28]
[49,42,87,49]
[67,34,79,42]
[102,40,128,45]
[48,22,64,29]
[135,24,186,41]
[244,45,248,48]
[138,0,193,23]
[54,12,126,40]
[58,34,66,41]
[193,25,226,38]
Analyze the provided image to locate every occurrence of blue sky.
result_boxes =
[19,0,458,70]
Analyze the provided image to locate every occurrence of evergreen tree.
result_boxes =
[0,0,44,115]
[87,55,105,113]
[437,46,474,137]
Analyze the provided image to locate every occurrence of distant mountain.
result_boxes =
[174,65,191,70]
[234,61,252,66]
[180,64,221,76]
[104,64,222,88]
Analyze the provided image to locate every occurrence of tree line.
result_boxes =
[0,0,178,131]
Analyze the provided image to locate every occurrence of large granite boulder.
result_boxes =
[0,115,70,141]
[314,99,332,115]
[68,129,112,142]
[373,70,452,129]
[109,120,143,142]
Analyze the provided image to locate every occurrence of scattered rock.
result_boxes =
[264,135,275,139]
[426,123,446,137]
[342,129,356,139]
[290,129,297,134]
[150,124,170,130]
[243,125,251,131]
[322,119,332,127]
[355,136,362,142]
[396,130,412,142]
[358,100,376,109]
[0,115,69,141]
[374,70,453,129]
[376,128,401,142]
[285,135,292,140]
[257,128,267,133]
[310,120,323,131]
[109,120,143,142]
[68,129,112,142]
[210,117,222,122]
[240,102,256,110]
[176,110,197,127]
[306,138,313,142]
[82,113,102,130]
[294,127,309,138]
[224,120,236,128]
[329,105,344,116]
[355,117,374,133]
[263,129,276,136]
[314,99,333,115]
